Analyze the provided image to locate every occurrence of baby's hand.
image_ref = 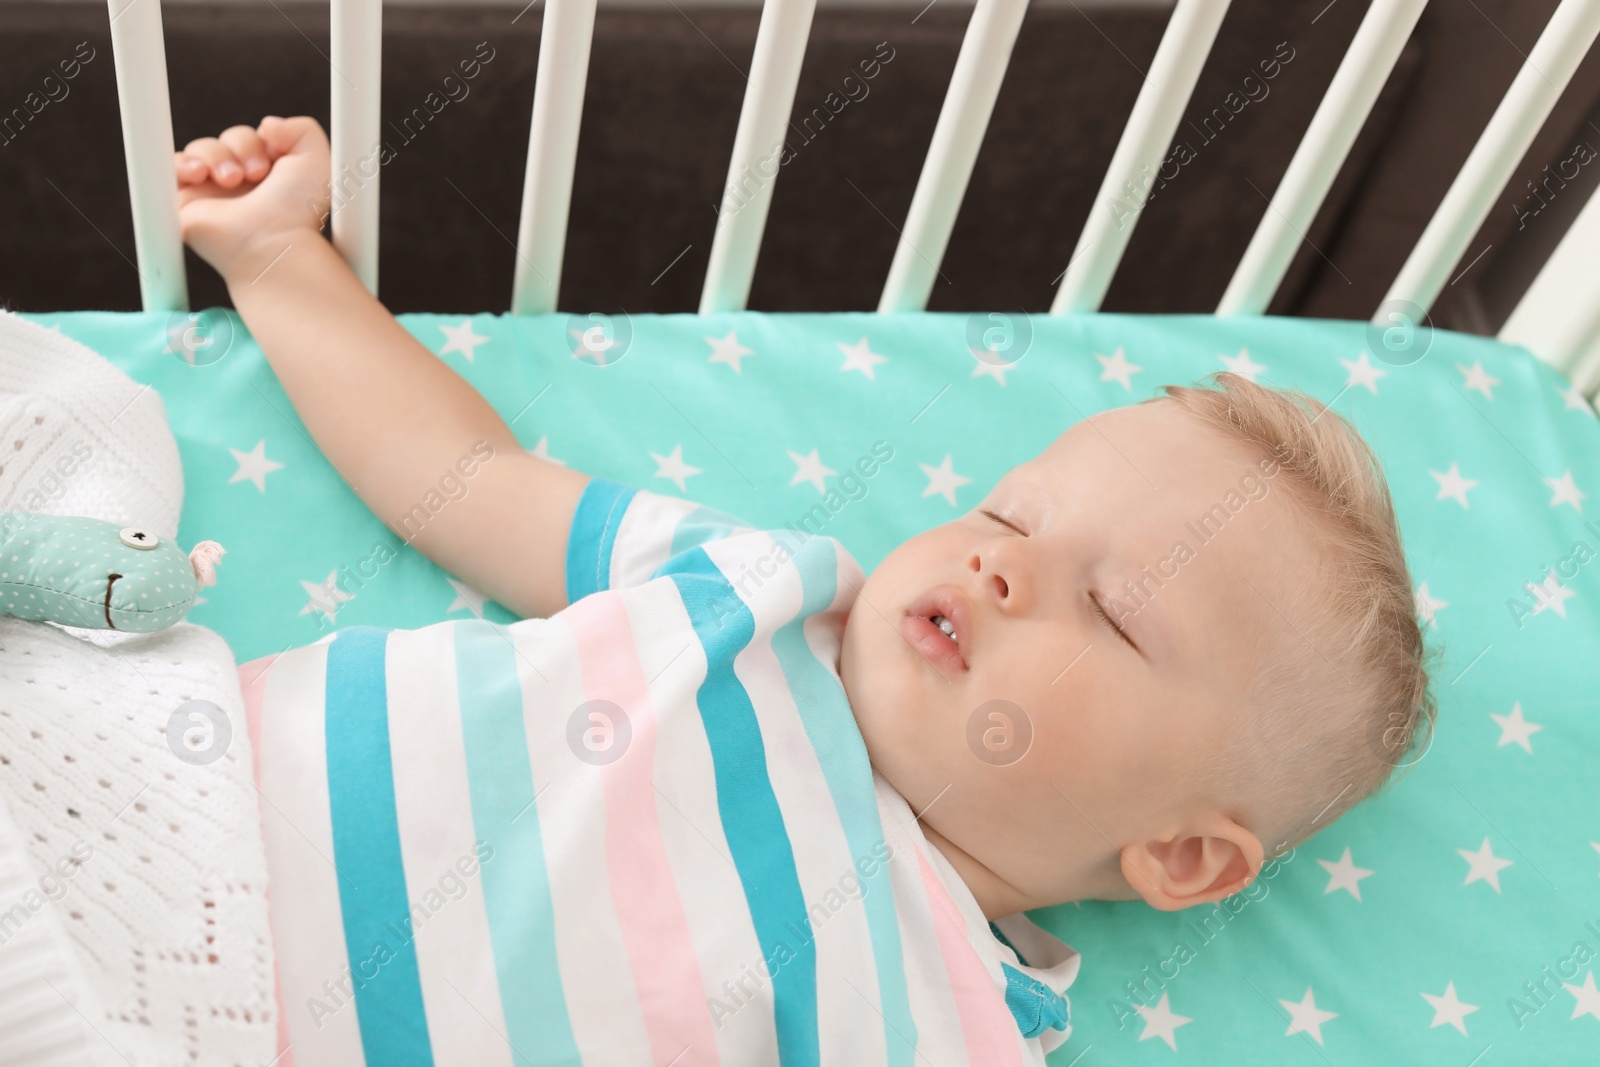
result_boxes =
[175,115,333,281]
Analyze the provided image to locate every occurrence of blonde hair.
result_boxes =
[1142,371,1439,855]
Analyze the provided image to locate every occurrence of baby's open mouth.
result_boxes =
[902,586,972,672]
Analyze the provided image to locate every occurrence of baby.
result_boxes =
[177,117,1435,1065]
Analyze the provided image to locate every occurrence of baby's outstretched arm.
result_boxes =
[176,116,589,619]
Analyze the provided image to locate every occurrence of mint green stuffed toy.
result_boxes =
[0,511,224,633]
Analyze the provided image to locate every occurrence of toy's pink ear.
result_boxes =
[189,540,226,588]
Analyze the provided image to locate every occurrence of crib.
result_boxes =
[6,0,1600,1063]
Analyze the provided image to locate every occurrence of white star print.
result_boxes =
[1458,837,1513,893]
[1415,582,1448,629]
[228,439,285,493]
[705,331,755,373]
[787,449,837,494]
[1097,347,1143,390]
[1221,348,1267,381]
[1565,971,1600,1022]
[1526,570,1577,620]
[1561,383,1595,415]
[1341,352,1387,393]
[164,316,222,364]
[650,444,702,493]
[1317,847,1375,901]
[1457,361,1500,400]
[836,337,888,381]
[299,570,355,624]
[1430,462,1478,508]
[570,324,623,365]
[438,319,490,362]
[1421,981,1479,1035]
[1280,987,1337,1045]
[1545,470,1586,512]
[528,436,567,466]
[445,576,489,618]
[969,347,1014,385]
[919,454,972,507]
[1134,991,1192,1050]
[1490,702,1543,753]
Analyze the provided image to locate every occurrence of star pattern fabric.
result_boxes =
[31,310,1600,1065]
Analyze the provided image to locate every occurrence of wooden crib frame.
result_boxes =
[102,0,1600,397]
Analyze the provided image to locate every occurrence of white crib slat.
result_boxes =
[1499,176,1600,385]
[106,0,186,312]
[876,0,1029,314]
[1217,0,1428,317]
[1377,0,1600,323]
[330,0,383,296]
[511,0,600,316]
[1050,0,1231,315]
[698,0,818,315]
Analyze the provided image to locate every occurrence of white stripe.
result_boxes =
[255,641,368,1067]
[385,623,513,1066]
[607,489,699,590]
[874,775,972,1059]
[514,616,656,1061]
[628,581,776,1063]
[706,533,888,1063]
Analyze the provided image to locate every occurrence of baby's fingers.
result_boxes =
[174,152,208,185]
[219,124,271,181]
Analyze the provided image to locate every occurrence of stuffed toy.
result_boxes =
[0,511,224,632]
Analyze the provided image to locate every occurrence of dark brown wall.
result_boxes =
[1,0,1596,331]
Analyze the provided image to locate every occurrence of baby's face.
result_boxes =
[839,400,1304,913]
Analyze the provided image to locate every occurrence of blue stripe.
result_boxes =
[767,530,917,1065]
[454,619,580,1065]
[565,476,636,601]
[660,549,819,1067]
[323,626,435,1067]
[1000,962,1070,1039]
[667,504,745,560]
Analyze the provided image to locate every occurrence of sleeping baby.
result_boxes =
[176,116,1435,1065]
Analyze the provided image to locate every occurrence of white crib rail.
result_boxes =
[1217,0,1428,317]
[699,0,819,315]
[1499,177,1600,390]
[331,0,383,296]
[1051,0,1231,315]
[875,0,1029,314]
[1376,0,1600,324]
[94,0,1600,393]
[510,0,600,316]
[106,0,186,313]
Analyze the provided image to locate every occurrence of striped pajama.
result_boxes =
[239,477,1078,1066]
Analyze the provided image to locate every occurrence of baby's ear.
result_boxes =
[1119,813,1264,912]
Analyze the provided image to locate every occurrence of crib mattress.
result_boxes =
[24,308,1599,1065]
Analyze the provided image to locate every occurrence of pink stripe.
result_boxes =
[238,656,296,1067]
[913,848,1024,1066]
[565,595,722,1066]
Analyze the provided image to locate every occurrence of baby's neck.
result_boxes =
[919,823,1049,921]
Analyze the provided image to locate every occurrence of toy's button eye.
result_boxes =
[119,527,159,550]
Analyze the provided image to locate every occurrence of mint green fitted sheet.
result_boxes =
[24,308,1600,1064]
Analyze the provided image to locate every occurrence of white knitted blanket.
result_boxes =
[0,310,277,1066]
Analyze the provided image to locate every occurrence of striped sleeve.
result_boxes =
[565,477,752,600]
